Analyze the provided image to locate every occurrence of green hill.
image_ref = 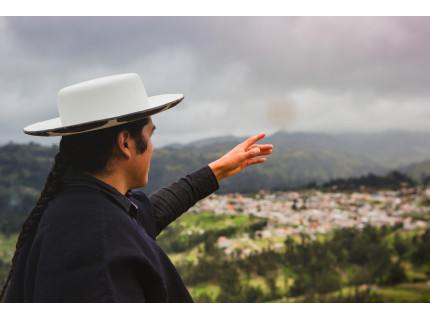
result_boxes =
[2,130,430,232]
[400,159,430,184]
[146,142,383,194]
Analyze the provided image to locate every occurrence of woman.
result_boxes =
[1,73,273,302]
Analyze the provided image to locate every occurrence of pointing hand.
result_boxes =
[208,133,273,181]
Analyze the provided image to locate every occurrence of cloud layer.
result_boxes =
[1,17,430,146]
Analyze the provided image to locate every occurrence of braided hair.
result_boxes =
[0,118,149,301]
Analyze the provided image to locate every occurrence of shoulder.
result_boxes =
[42,187,119,223]
[37,187,140,244]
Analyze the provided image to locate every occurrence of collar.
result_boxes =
[61,170,138,219]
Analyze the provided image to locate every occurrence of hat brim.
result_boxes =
[23,94,184,137]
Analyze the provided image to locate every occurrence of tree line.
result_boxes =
[304,171,416,191]
[166,224,430,302]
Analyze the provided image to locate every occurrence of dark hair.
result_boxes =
[0,118,149,301]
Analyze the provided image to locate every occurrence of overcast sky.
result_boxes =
[1,16,430,146]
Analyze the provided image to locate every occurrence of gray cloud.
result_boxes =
[1,16,430,146]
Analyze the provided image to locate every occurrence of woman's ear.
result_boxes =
[116,130,132,159]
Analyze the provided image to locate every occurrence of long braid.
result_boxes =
[0,139,68,302]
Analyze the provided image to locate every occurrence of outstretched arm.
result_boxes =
[209,132,273,181]
[147,132,273,235]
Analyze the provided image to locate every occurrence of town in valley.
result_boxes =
[188,187,430,256]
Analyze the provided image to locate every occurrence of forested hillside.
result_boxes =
[0,143,57,234]
[146,130,430,193]
[400,159,430,184]
[1,130,430,233]
[146,139,383,194]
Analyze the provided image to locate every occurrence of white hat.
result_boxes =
[23,73,184,136]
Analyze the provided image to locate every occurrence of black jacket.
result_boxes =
[6,166,219,302]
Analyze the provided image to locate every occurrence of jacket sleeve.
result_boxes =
[148,165,219,236]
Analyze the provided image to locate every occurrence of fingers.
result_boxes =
[249,144,272,149]
[244,147,261,159]
[248,144,273,157]
[236,133,273,163]
[242,133,266,149]
[245,157,266,167]
[248,144,273,152]
[243,146,272,161]
[258,149,273,156]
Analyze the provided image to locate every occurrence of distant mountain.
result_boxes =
[145,130,430,193]
[332,131,430,167]
[146,131,386,194]
[179,130,430,165]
